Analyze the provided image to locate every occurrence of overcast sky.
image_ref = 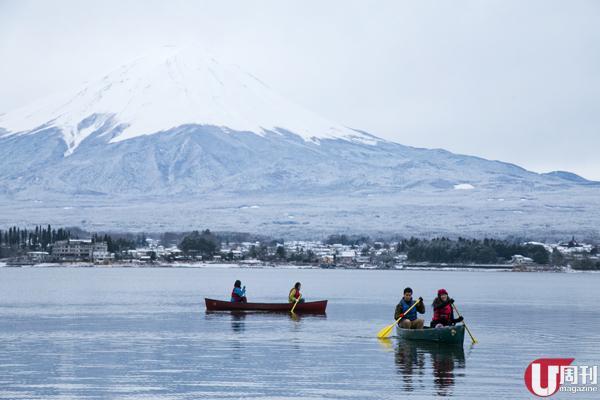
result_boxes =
[1,0,599,179]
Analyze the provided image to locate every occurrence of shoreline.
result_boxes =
[0,261,594,272]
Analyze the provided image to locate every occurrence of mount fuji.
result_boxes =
[0,47,599,238]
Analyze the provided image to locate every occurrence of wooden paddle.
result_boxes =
[290,295,301,314]
[377,298,421,338]
[452,303,478,344]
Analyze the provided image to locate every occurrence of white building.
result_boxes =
[337,250,356,264]
[52,239,110,261]
[511,254,534,265]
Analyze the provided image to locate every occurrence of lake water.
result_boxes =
[0,267,599,399]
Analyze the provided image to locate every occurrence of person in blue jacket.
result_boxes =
[230,280,247,303]
[394,287,425,329]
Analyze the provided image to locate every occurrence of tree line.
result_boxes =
[176,230,319,262]
[0,225,71,258]
[175,232,553,265]
[0,225,71,253]
[91,233,138,253]
[398,237,549,264]
[0,225,143,259]
[4,225,598,269]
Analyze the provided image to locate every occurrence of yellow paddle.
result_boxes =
[377,298,421,338]
[290,295,302,314]
[452,303,478,344]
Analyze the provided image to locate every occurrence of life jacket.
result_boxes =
[231,288,243,302]
[289,288,301,303]
[433,300,452,322]
[400,298,418,321]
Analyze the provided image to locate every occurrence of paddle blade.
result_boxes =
[467,329,478,344]
[377,323,395,338]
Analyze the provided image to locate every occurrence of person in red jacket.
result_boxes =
[430,289,463,328]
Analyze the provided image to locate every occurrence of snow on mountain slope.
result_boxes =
[0,46,377,155]
[1,46,600,237]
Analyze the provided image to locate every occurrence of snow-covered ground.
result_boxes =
[1,188,598,240]
[454,183,475,190]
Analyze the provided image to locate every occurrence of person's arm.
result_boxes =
[433,299,452,310]
[451,313,464,324]
[448,300,464,323]
[289,289,296,303]
[394,303,403,321]
[417,297,425,314]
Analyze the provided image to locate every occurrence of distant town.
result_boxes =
[0,225,598,271]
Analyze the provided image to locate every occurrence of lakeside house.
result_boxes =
[26,251,50,263]
[510,254,534,265]
[320,255,335,265]
[52,239,112,262]
[337,250,356,264]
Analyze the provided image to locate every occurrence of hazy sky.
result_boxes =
[1,0,599,179]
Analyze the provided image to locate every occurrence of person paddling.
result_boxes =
[395,287,425,329]
[430,288,463,328]
[230,280,247,303]
[289,282,305,303]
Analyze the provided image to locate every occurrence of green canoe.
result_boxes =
[396,324,465,345]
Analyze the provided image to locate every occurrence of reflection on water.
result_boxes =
[205,309,323,328]
[395,341,465,396]
[230,312,246,333]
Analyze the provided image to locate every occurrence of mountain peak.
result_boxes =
[0,46,379,155]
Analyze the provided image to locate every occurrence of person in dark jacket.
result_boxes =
[395,287,425,329]
[430,288,463,327]
[230,280,247,303]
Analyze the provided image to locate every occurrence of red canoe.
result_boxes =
[204,298,327,314]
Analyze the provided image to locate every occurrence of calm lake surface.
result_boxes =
[0,267,599,399]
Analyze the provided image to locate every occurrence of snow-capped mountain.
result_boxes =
[0,46,377,156]
[0,47,598,237]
